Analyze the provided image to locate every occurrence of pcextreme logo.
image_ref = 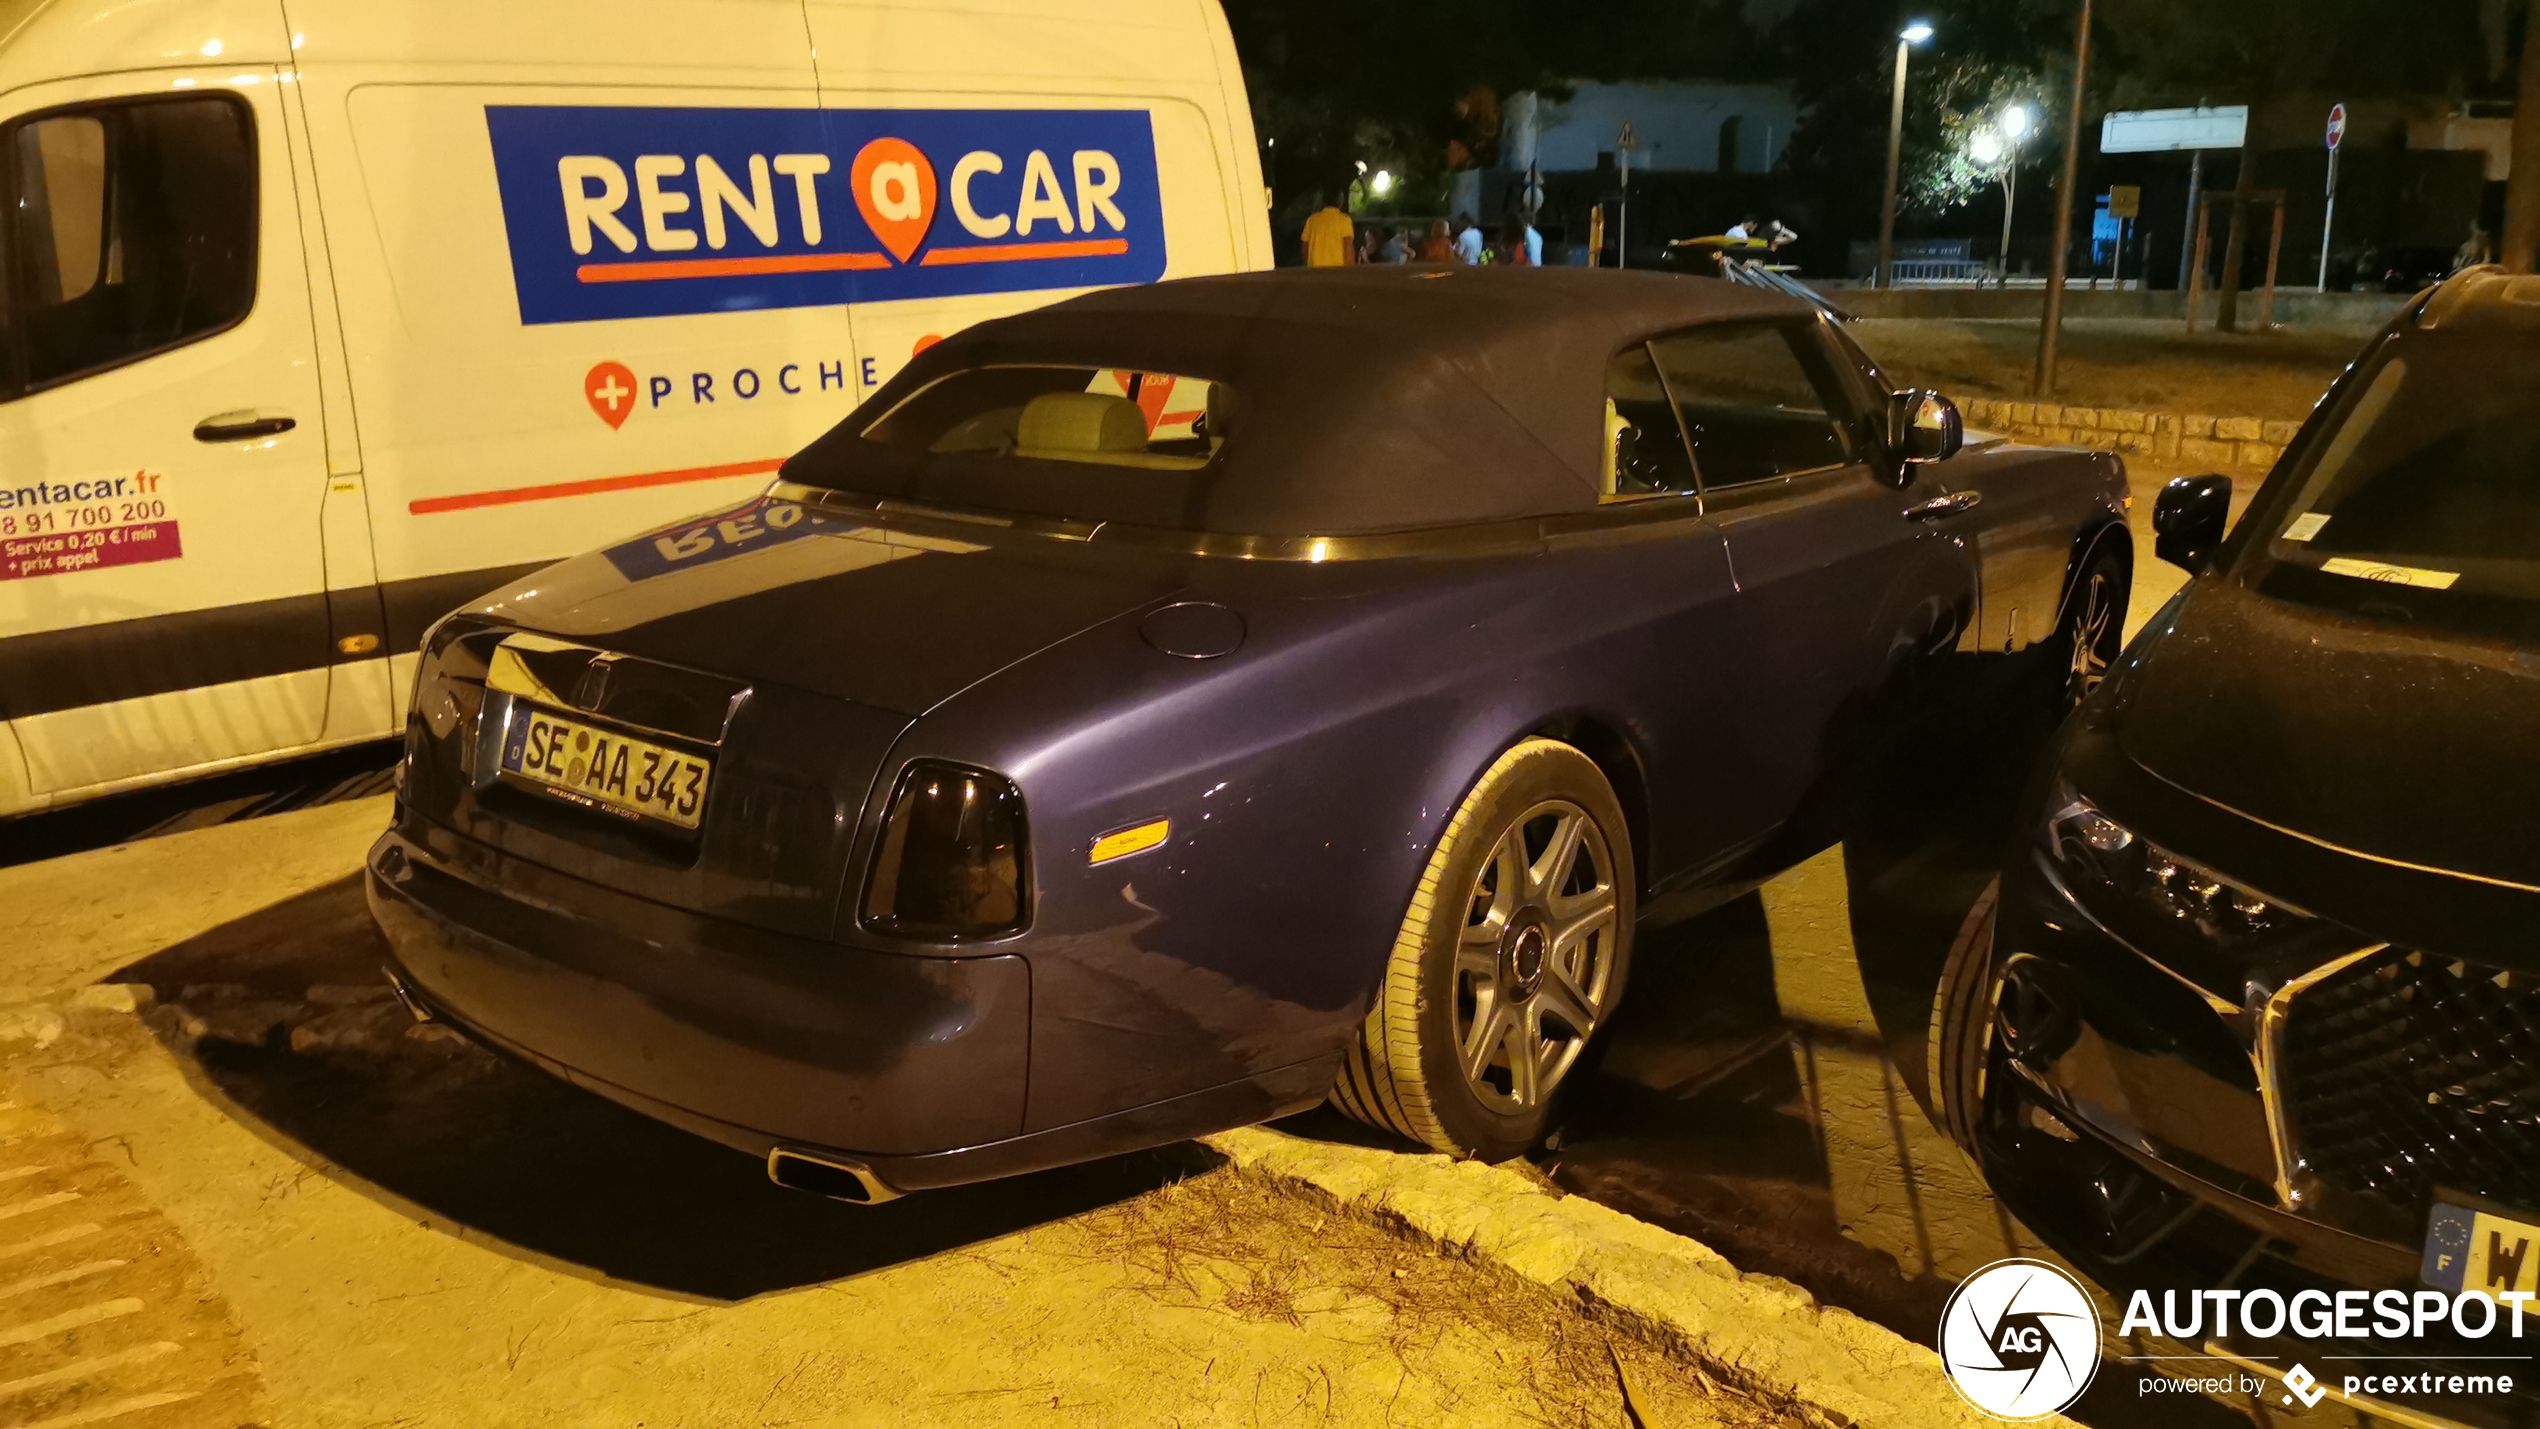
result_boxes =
[486,106,1168,325]
[1938,1259,2102,1420]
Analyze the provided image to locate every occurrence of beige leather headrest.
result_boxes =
[1018,392,1149,453]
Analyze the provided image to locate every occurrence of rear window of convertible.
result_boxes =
[860,365,1225,471]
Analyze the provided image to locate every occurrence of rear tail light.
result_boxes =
[860,761,1029,938]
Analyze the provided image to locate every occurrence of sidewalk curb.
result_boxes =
[1205,1125,2063,1429]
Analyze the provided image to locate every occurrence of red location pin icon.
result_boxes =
[851,137,938,264]
[584,360,637,430]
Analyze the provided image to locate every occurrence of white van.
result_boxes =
[0,0,1269,818]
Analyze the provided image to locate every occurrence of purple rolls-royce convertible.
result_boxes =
[366,267,2129,1202]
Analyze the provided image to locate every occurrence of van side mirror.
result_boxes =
[1882,389,1962,485]
[2154,475,2233,573]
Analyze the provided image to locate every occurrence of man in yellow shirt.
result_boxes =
[1301,196,1357,267]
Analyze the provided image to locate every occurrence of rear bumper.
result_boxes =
[366,823,1332,1192]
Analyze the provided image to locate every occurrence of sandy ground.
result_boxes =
[1853,317,2366,421]
[0,804,1769,1429]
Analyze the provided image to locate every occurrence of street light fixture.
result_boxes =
[1876,21,1936,288]
[1370,169,1394,198]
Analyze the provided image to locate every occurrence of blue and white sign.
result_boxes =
[485,106,1169,326]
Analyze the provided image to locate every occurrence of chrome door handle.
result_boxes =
[1905,491,1982,521]
[193,411,297,443]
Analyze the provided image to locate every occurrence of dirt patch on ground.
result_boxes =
[1046,1165,1777,1428]
[1852,317,2364,419]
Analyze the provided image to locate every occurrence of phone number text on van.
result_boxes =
[488,106,1169,326]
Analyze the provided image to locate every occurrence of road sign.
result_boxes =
[2326,103,2347,150]
[2107,185,2140,220]
[2100,105,2248,153]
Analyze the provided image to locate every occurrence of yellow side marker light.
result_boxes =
[1089,819,1170,865]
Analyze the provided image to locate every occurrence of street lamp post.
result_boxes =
[1876,21,1935,289]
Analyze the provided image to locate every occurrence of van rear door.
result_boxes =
[0,62,338,802]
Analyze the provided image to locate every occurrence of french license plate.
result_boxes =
[500,706,711,830]
[2422,1199,2540,1295]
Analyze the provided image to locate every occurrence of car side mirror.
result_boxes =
[2154,474,2233,573]
[1882,389,1962,485]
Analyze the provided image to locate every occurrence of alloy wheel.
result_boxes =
[1450,800,1619,1113]
[2065,570,2117,706]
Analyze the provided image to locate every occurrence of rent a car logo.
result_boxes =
[484,106,1168,325]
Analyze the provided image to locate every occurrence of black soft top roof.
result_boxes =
[781,266,1814,536]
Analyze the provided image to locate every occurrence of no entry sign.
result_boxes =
[2326,103,2347,150]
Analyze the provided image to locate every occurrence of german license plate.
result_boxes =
[500,706,711,830]
[2422,1199,2540,1295]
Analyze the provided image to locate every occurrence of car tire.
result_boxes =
[1331,738,1634,1161]
[2057,540,2129,710]
[1929,876,1999,1156]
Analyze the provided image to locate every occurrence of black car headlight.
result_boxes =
[860,761,1029,939]
[2042,778,2313,963]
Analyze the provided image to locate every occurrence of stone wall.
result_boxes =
[1829,285,2408,329]
[1957,396,2298,471]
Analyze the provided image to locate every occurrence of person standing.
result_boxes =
[1379,226,1411,263]
[1416,220,1456,262]
[1500,218,1534,266]
[1301,195,1357,267]
[1522,218,1544,267]
[1452,212,1484,265]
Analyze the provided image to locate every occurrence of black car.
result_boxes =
[368,267,2128,1203]
[1938,267,2540,1426]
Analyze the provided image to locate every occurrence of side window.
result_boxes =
[1,96,257,400]
[1648,321,1858,490]
[1600,343,1696,500]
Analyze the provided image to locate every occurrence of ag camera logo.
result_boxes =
[1940,1258,2102,1419]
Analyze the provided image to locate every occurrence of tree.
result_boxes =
[2504,1,2540,270]
[2094,0,2484,106]
[2095,0,2488,326]
[1778,0,2069,270]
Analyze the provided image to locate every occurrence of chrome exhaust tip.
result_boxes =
[766,1146,902,1205]
[380,964,434,1024]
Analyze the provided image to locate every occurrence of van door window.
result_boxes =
[1,96,257,398]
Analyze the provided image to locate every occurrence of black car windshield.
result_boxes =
[2242,326,2540,641]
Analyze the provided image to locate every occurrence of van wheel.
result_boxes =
[1930,877,2000,1156]
[1331,739,1634,1161]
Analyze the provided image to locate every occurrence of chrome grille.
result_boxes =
[2279,948,2540,1213]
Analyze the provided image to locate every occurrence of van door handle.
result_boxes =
[1904,491,1982,521]
[193,411,297,443]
